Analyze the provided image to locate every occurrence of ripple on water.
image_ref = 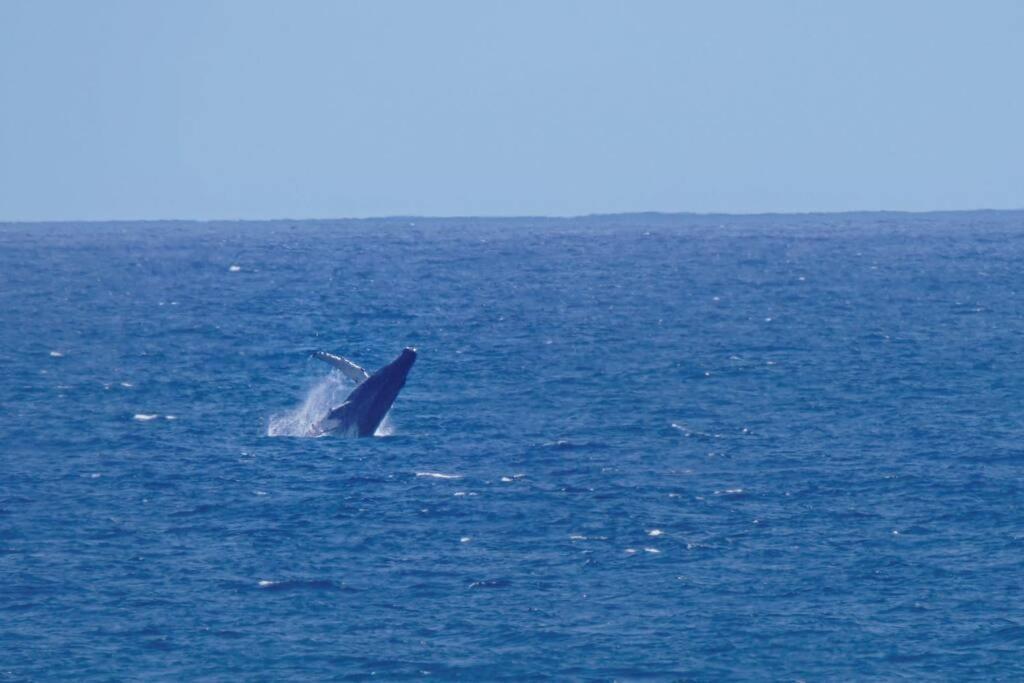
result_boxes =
[6,214,1024,680]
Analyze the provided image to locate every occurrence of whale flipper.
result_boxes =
[312,351,370,383]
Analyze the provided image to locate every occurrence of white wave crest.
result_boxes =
[416,472,461,479]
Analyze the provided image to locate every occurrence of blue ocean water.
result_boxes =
[2,212,1023,680]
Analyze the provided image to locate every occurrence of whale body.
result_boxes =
[311,347,417,437]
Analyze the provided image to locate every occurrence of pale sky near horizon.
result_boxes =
[1,0,1022,221]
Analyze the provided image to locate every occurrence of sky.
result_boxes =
[1,0,1022,221]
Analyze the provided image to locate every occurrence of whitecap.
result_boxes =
[164,415,177,421]
[228,264,242,272]
[648,529,663,537]
[416,472,461,480]
[460,537,471,543]
[133,414,158,421]
[644,547,661,554]
[715,488,744,495]
[49,350,63,358]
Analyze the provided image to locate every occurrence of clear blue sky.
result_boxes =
[1,1,1022,221]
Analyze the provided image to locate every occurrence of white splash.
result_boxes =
[375,414,395,437]
[267,372,350,437]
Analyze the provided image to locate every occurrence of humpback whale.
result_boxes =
[311,347,417,437]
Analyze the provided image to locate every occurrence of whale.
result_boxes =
[310,347,417,437]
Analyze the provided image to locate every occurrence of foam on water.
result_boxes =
[416,471,462,480]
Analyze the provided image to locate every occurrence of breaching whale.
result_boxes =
[310,347,417,437]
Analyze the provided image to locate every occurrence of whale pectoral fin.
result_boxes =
[312,401,351,436]
[324,401,359,435]
[327,401,354,421]
[312,351,370,383]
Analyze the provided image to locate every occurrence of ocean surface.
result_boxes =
[2,211,1024,680]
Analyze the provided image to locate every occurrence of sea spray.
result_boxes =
[267,372,350,437]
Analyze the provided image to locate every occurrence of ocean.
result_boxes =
[2,212,1023,680]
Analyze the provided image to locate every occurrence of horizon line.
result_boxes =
[2,206,1022,226]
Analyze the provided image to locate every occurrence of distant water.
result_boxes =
[2,212,1024,679]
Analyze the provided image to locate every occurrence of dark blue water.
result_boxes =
[3,212,1024,680]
